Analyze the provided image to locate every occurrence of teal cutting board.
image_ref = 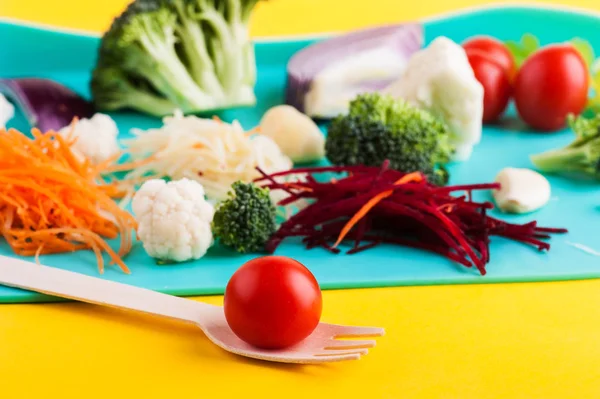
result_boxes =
[1,5,600,303]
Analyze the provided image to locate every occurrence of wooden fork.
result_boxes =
[0,256,384,364]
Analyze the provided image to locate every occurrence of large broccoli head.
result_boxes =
[326,93,454,185]
[91,0,262,116]
[211,181,277,253]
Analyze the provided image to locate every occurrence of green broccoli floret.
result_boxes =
[212,181,277,253]
[91,66,178,115]
[325,93,454,185]
[531,114,600,179]
[90,0,262,117]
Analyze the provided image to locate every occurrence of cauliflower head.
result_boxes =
[0,94,14,129]
[384,36,484,161]
[59,113,120,164]
[132,178,215,262]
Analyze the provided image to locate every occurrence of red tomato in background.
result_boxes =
[466,49,512,123]
[224,256,323,349]
[514,44,589,131]
[463,36,516,79]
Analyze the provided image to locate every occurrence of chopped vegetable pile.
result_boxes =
[122,112,292,201]
[0,128,137,273]
[256,162,567,275]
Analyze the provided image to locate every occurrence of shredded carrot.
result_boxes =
[0,128,137,274]
[212,115,223,123]
[438,203,456,213]
[34,243,45,265]
[245,126,261,136]
[102,155,155,174]
[284,182,313,192]
[333,172,423,248]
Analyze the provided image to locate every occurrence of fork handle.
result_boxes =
[0,255,219,324]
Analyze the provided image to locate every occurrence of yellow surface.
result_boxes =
[2,0,600,398]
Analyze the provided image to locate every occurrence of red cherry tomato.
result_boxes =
[463,36,516,79]
[224,256,323,349]
[514,44,589,131]
[466,49,512,123]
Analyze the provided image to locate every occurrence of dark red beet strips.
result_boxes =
[255,162,567,276]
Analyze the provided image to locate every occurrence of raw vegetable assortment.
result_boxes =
[2,4,599,351]
[4,4,600,344]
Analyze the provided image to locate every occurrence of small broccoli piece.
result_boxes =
[326,93,454,185]
[212,181,277,253]
[91,0,262,116]
[531,114,600,179]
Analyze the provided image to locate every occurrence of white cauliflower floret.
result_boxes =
[59,113,120,164]
[384,36,484,161]
[132,178,215,262]
[0,94,14,129]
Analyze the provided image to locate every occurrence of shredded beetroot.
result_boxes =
[255,162,568,276]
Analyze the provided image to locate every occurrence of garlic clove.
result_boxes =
[493,167,551,214]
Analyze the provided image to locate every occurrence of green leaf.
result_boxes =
[521,33,540,53]
[571,37,595,69]
[584,54,600,114]
[505,33,540,68]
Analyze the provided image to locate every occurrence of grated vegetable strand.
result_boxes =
[256,162,567,275]
[0,128,137,273]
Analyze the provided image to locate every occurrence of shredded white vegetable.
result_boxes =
[122,111,293,201]
[565,241,600,257]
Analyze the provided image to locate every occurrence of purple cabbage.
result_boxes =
[0,78,94,132]
[285,23,423,118]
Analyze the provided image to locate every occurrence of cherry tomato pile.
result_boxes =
[224,256,323,349]
[462,36,589,131]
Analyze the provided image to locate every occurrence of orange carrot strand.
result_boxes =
[0,129,137,273]
[333,172,423,248]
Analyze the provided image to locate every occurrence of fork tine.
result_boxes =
[332,325,385,338]
[325,339,377,350]
[314,348,369,356]
[311,353,362,362]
